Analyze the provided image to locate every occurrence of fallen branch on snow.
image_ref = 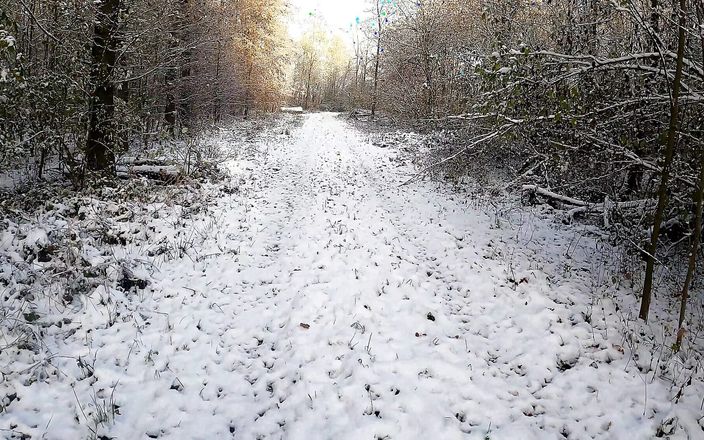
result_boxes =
[400,125,514,186]
[522,185,655,225]
[116,161,182,182]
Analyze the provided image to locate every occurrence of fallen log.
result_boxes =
[116,159,182,182]
[522,185,656,225]
[522,184,588,207]
[281,106,304,114]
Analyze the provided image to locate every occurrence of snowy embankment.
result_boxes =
[1,113,702,439]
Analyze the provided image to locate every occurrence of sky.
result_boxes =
[286,0,368,41]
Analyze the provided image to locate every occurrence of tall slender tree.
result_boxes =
[676,152,704,348]
[371,0,383,116]
[639,0,688,321]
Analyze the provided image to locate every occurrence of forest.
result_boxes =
[1,0,704,439]
[1,0,288,174]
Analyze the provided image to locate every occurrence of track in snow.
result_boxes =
[16,113,681,439]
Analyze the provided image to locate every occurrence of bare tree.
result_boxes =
[676,152,704,348]
[640,0,688,322]
[370,0,383,116]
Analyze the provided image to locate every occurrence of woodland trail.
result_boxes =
[117,113,669,439]
[6,113,683,439]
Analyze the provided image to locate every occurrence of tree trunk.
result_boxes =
[179,44,191,125]
[165,0,189,132]
[639,0,687,321]
[86,0,122,172]
[164,58,178,132]
[676,153,704,348]
[305,61,313,110]
[371,0,382,116]
[244,62,253,116]
[650,0,660,48]
[213,38,222,121]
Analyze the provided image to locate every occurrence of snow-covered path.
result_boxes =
[121,112,670,440]
[10,113,688,439]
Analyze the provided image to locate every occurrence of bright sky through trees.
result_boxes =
[287,0,367,40]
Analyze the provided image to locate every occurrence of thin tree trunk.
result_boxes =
[371,0,382,116]
[650,0,660,49]
[164,72,177,132]
[214,39,222,121]
[179,40,191,125]
[38,147,46,179]
[676,154,704,348]
[305,61,313,109]
[165,0,190,132]
[177,0,192,125]
[640,0,687,321]
[244,63,253,116]
[363,50,370,97]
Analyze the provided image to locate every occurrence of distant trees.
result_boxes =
[291,27,324,110]
[290,0,400,112]
[0,0,288,181]
[376,0,475,117]
[290,27,351,111]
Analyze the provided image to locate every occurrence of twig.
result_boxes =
[17,0,60,43]
[400,125,512,186]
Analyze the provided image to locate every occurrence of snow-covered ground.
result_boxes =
[2,113,702,439]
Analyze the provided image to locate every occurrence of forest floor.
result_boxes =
[1,113,703,439]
